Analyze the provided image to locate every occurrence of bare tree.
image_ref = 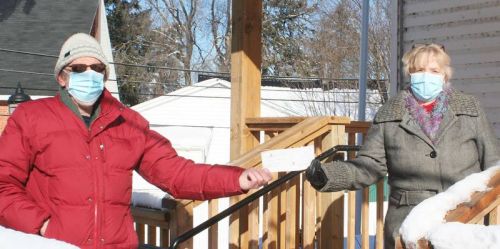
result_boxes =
[210,0,231,72]
[367,0,391,101]
[307,0,360,80]
[146,0,202,86]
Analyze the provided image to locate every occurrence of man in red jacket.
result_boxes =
[0,33,272,249]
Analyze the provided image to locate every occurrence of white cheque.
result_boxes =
[261,146,315,172]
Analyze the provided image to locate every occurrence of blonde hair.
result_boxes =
[402,43,453,83]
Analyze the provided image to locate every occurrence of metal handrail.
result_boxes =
[166,144,361,249]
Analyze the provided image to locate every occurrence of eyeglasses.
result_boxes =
[412,43,445,52]
[65,63,106,73]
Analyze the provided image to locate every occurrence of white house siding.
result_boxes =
[391,0,500,141]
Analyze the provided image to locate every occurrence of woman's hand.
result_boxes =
[40,219,50,236]
[305,159,327,190]
[239,168,273,191]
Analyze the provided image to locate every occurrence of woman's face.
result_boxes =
[413,54,444,77]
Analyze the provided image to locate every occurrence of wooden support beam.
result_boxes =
[229,1,262,248]
[230,0,262,158]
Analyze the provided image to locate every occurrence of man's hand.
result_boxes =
[305,159,327,190]
[239,168,273,191]
[40,219,50,236]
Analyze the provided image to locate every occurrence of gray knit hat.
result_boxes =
[54,33,109,80]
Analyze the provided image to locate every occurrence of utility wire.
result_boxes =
[0,68,53,76]
[0,67,386,95]
[0,48,58,58]
[0,85,381,104]
[0,47,389,82]
[0,82,384,99]
[0,48,229,74]
[150,124,229,129]
[0,86,119,95]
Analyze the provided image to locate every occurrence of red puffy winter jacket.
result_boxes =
[0,90,244,248]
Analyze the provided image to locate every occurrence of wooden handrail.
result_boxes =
[233,116,350,168]
[396,169,500,249]
[246,116,354,132]
[444,170,500,223]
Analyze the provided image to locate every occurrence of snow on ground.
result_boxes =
[399,164,500,249]
[428,222,500,249]
[0,225,78,249]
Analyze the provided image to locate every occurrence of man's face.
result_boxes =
[57,57,105,87]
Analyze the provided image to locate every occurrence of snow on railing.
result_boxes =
[427,222,500,249]
[399,164,500,249]
[0,225,78,249]
[131,190,172,210]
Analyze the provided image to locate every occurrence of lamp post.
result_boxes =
[7,83,31,114]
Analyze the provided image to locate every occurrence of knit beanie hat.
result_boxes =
[54,33,109,80]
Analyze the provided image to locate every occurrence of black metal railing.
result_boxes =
[157,144,361,249]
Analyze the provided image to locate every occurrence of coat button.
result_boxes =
[430,151,437,158]
[87,197,93,203]
[85,155,91,160]
[87,238,93,243]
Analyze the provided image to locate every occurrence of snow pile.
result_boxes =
[131,190,170,210]
[399,165,500,249]
[428,222,500,249]
[0,225,78,249]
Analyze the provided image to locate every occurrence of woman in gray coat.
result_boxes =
[305,43,500,249]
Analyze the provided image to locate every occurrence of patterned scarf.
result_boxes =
[405,88,451,143]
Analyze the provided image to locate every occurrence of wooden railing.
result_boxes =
[395,170,500,249]
[132,116,386,249]
[132,197,180,248]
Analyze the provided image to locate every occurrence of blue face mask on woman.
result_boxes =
[410,72,445,102]
[68,70,104,105]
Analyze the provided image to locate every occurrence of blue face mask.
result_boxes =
[410,72,445,102]
[68,70,104,105]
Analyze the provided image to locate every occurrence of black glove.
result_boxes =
[305,158,327,190]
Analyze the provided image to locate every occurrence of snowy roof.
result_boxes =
[133,78,381,127]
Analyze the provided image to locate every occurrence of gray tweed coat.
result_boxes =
[319,89,500,249]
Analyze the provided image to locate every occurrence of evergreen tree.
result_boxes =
[105,0,155,106]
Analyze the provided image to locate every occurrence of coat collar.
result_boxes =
[56,89,125,139]
[374,88,479,124]
[88,89,126,138]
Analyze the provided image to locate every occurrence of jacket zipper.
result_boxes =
[89,129,99,249]
[95,140,105,247]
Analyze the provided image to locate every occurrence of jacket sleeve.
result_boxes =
[318,122,388,192]
[0,106,50,234]
[136,129,245,200]
[476,106,500,169]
